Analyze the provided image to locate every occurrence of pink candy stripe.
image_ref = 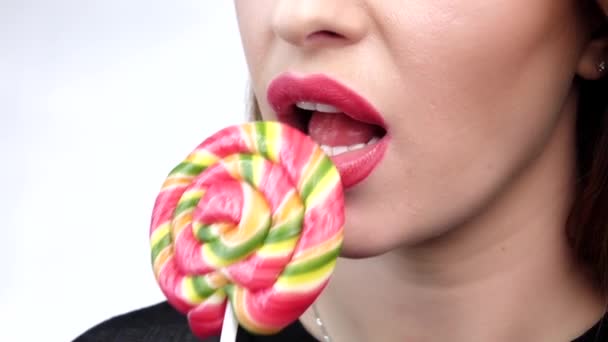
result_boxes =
[158,258,194,314]
[188,300,227,339]
[174,224,215,274]
[294,185,344,255]
[245,282,327,327]
[193,179,243,226]
[151,190,184,233]
[256,162,297,212]
[278,128,316,186]
[226,254,291,290]
[199,126,249,157]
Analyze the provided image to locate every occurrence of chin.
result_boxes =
[339,242,389,259]
[335,208,458,259]
[337,223,413,259]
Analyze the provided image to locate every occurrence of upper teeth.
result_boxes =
[320,137,380,157]
[295,101,341,113]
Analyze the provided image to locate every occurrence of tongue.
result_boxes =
[308,112,381,146]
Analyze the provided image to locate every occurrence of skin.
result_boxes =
[234,1,608,341]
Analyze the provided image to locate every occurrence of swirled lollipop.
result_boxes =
[150,121,345,339]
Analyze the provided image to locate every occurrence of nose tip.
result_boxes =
[272,1,369,48]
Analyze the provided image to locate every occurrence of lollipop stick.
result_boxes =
[220,303,238,342]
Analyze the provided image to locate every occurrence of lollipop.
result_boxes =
[149,121,345,339]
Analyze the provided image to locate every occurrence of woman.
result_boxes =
[77,0,608,341]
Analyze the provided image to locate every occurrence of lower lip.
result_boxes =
[328,137,389,189]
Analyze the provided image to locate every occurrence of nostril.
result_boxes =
[307,30,344,40]
[272,3,368,47]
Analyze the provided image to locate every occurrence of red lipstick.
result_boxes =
[267,73,390,189]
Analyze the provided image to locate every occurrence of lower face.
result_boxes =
[234,0,590,257]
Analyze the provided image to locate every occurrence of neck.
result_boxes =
[301,95,605,341]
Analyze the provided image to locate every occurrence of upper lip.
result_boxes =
[266,72,387,132]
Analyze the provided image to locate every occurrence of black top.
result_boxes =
[74,301,607,342]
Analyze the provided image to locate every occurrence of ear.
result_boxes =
[577,38,608,80]
[577,0,608,80]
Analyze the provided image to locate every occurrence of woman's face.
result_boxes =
[234,0,592,257]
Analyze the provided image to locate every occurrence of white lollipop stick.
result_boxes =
[220,303,238,342]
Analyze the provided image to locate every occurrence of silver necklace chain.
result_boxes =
[312,303,333,342]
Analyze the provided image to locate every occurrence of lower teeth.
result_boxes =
[320,137,380,157]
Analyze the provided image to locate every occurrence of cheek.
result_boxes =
[354,1,585,242]
[235,1,275,94]
[382,0,582,165]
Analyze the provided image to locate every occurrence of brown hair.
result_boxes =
[244,16,608,295]
[567,74,608,292]
[247,84,263,122]
[566,1,608,293]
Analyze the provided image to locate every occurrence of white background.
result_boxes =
[1,2,249,341]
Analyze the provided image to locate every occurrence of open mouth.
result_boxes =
[267,73,390,189]
[291,102,387,158]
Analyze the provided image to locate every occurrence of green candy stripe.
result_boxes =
[224,283,236,302]
[209,217,271,261]
[265,211,304,244]
[281,245,341,277]
[254,121,269,159]
[169,162,205,177]
[239,154,255,186]
[299,156,333,201]
[196,224,219,242]
[151,232,171,263]
[192,275,219,299]
[173,196,201,218]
